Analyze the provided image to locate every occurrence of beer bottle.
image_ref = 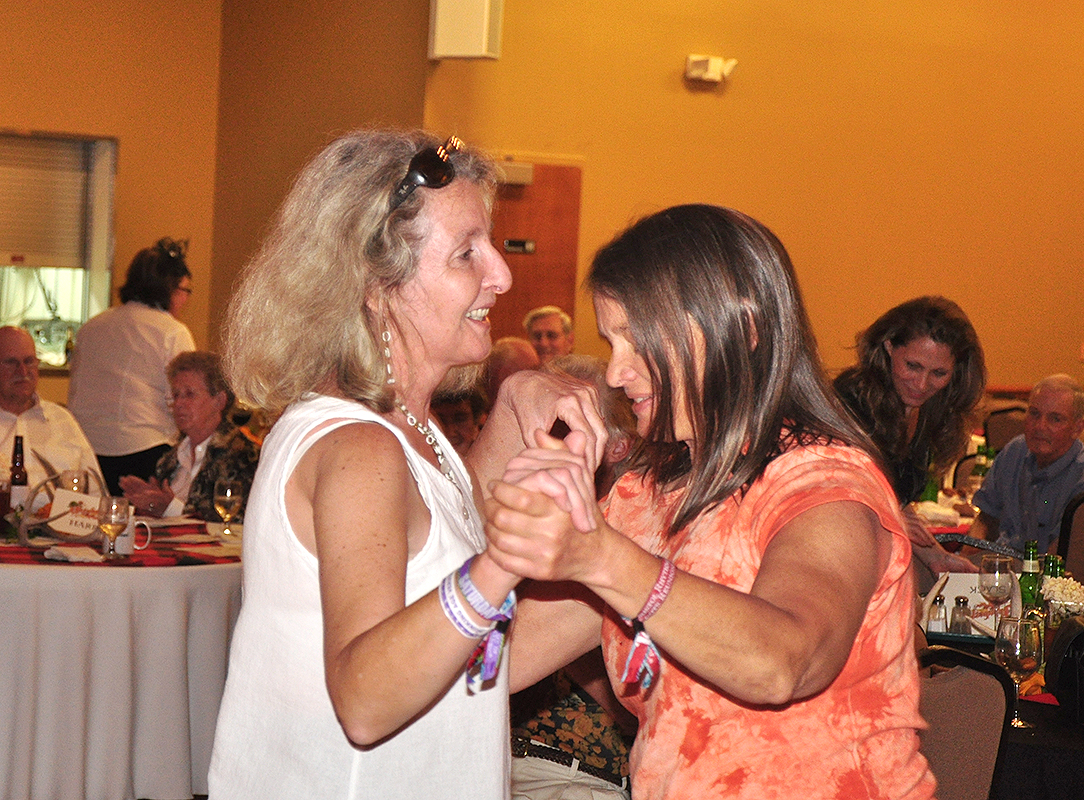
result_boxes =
[1018,540,1043,614]
[1044,554,1064,579]
[9,435,29,512]
[974,445,990,479]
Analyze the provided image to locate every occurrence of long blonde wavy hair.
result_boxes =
[223,129,497,417]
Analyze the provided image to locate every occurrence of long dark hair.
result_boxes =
[119,237,191,310]
[833,296,985,480]
[588,204,873,536]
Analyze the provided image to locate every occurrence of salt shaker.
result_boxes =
[948,595,971,634]
[926,594,947,633]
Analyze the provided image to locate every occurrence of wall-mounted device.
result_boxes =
[684,54,737,83]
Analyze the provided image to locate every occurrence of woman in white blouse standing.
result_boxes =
[67,238,196,495]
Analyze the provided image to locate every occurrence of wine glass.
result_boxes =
[979,554,1014,622]
[993,616,1042,728]
[213,479,243,537]
[98,496,130,560]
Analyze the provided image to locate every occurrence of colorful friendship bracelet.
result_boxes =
[455,556,516,687]
[619,558,677,688]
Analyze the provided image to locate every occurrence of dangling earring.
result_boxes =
[382,329,395,385]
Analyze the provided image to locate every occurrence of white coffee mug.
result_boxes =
[113,519,153,556]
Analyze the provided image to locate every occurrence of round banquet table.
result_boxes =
[0,529,241,800]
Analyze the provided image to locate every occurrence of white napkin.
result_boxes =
[161,532,218,544]
[44,545,105,563]
[913,501,961,527]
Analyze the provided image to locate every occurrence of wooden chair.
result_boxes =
[983,406,1027,454]
[1057,492,1084,580]
[952,454,978,491]
[918,645,1015,800]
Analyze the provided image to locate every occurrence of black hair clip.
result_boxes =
[156,237,189,261]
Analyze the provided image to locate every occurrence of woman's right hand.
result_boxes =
[499,429,600,533]
[492,369,609,475]
[485,468,605,585]
[467,369,608,507]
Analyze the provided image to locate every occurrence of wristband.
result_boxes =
[439,572,491,639]
[458,556,516,621]
[618,558,676,689]
[636,558,676,622]
[455,556,516,688]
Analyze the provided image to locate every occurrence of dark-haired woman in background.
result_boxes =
[68,238,196,494]
[834,295,985,578]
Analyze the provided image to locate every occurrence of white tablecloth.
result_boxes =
[0,561,242,800]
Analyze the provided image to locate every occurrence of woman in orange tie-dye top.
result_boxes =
[485,205,937,800]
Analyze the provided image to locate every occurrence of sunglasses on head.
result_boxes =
[387,136,462,212]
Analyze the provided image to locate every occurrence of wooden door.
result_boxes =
[488,164,581,341]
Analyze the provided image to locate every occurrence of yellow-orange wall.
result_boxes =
[2,0,430,404]
[1,0,223,403]
[5,1,1083,406]
[426,1,1084,386]
[209,0,430,338]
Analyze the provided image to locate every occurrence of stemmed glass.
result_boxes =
[213,479,243,537]
[993,616,1042,728]
[97,496,130,560]
[979,554,1014,622]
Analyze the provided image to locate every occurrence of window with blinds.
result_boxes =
[0,131,116,367]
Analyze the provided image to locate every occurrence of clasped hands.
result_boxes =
[485,427,607,585]
[117,474,175,517]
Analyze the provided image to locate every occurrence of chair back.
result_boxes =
[952,454,978,491]
[1057,492,1084,581]
[983,406,1026,454]
[918,645,1014,800]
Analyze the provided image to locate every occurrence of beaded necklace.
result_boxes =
[396,401,474,525]
[396,401,454,480]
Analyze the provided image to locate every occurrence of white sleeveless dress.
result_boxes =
[208,395,510,799]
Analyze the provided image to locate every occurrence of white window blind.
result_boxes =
[0,134,87,269]
[0,131,115,366]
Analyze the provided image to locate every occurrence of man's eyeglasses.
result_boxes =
[387,136,462,212]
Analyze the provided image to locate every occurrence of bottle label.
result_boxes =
[9,485,29,512]
[1023,559,1038,572]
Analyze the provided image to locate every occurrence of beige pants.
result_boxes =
[511,754,630,800]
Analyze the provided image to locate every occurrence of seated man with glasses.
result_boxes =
[119,351,259,521]
[1,326,102,511]
[971,374,1084,553]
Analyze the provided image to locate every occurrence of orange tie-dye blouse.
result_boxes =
[601,442,937,800]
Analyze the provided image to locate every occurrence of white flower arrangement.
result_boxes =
[1042,576,1084,604]
[1042,575,1084,628]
